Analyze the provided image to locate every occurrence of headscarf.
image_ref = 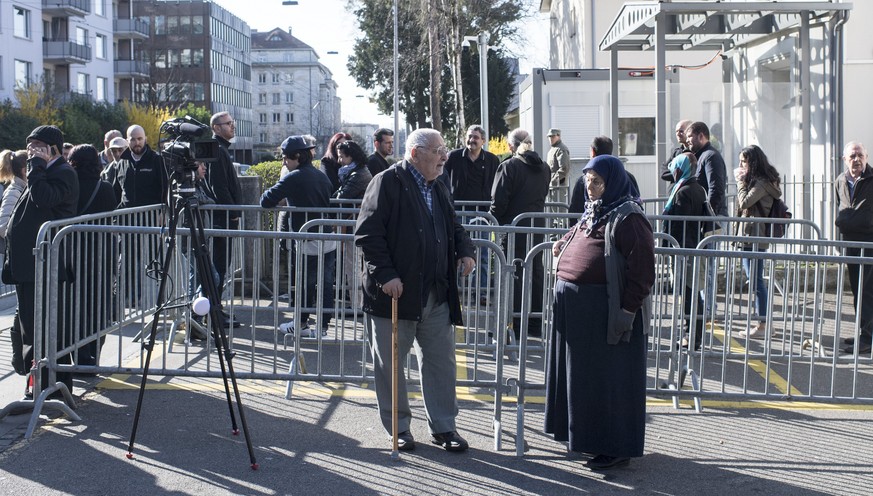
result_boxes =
[663,154,694,214]
[580,155,636,236]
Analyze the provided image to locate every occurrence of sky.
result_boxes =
[211,0,549,129]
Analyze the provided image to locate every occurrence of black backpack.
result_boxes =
[763,198,792,237]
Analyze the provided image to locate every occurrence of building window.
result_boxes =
[76,27,88,46]
[259,113,267,124]
[258,93,267,105]
[77,73,90,95]
[95,0,105,16]
[285,92,293,103]
[14,59,31,87]
[272,93,280,105]
[14,7,31,39]
[286,113,294,123]
[259,132,267,143]
[96,76,107,101]
[258,73,266,84]
[192,16,204,35]
[154,16,166,35]
[272,73,280,84]
[272,112,280,123]
[191,49,203,67]
[193,83,204,101]
[95,34,107,59]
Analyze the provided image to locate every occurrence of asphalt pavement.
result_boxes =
[0,294,871,495]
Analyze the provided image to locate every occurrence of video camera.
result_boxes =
[159,116,219,177]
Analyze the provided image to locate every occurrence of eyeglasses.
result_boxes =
[418,145,448,156]
[217,120,235,127]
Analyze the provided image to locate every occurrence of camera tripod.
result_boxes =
[125,170,257,470]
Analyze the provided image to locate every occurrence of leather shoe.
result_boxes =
[842,342,872,355]
[431,431,469,452]
[585,454,630,470]
[396,430,415,451]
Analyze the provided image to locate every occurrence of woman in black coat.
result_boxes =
[335,141,373,300]
[663,152,708,350]
[67,145,117,368]
[320,132,352,192]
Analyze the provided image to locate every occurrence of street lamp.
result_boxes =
[463,32,490,150]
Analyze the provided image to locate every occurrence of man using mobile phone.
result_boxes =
[5,125,79,399]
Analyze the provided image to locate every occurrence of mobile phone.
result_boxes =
[50,145,59,156]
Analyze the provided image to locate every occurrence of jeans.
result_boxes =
[741,247,768,321]
[299,250,337,329]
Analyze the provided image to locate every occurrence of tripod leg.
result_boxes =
[187,202,258,470]
[127,203,183,459]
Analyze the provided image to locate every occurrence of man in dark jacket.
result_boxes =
[110,125,168,208]
[355,128,475,453]
[438,124,499,206]
[366,128,394,176]
[6,125,79,397]
[208,112,244,326]
[491,128,551,338]
[687,122,727,216]
[438,124,498,290]
[261,136,335,338]
[835,141,873,355]
[660,119,692,183]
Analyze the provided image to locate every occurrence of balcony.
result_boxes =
[41,0,90,17]
[114,60,150,78]
[43,40,91,64]
[114,18,150,39]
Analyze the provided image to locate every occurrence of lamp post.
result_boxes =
[393,0,399,137]
[463,32,490,150]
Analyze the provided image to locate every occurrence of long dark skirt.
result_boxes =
[544,279,647,458]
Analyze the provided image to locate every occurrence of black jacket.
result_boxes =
[490,149,551,225]
[693,142,728,216]
[6,156,79,283]
[355,161,474,323]
[76,176,117,216]
[835,164,873,241]
[439,147,499,203]
[110,145,168,208]
[208,134,243,225]
[260,162,332,232]
[321,157,342,192]
[663,177,707,248]
[366,153,390,177]
[334,163,373,201]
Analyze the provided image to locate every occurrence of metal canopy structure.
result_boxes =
[600,2,851,53]
[596,1,852,223]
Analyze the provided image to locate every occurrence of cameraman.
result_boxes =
[208,112,243,327]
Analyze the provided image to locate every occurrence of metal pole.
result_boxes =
[478,32,490,150]
[393,0,399,136]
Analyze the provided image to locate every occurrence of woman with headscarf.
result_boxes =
[733,144,782,339]
[545,155,655,471]
[663,152,708,350]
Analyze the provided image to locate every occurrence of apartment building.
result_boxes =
[251,27,340,160]
[0,0,114,103]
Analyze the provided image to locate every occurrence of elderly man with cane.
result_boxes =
[355,128,476,454]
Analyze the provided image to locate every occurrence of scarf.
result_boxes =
[580,155,636,236]
[663,154,694,214]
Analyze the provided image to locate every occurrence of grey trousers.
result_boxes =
[368,290,458,436]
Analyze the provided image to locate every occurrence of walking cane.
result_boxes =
[391,297,400,460]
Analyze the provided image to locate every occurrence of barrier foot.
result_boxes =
[493,419,501,451]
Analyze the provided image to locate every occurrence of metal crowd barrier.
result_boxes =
[9,203,873,455]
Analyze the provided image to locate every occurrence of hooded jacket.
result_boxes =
[490,144,551,226]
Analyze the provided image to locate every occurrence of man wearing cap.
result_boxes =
[547,128,571,202]
[260,136,336,337]
[100,136,128,183]
[5,125,79,397]
[99,130,123,168]
[208,112,243,325]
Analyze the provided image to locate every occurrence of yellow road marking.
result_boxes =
[713,325,804,397]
